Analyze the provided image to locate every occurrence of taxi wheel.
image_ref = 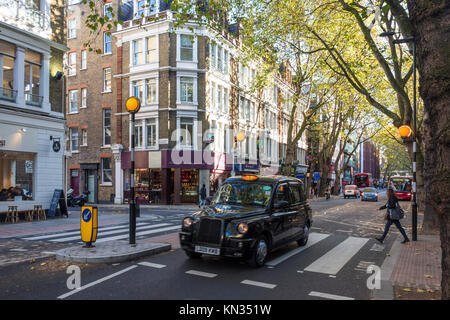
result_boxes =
[185,250,202,259]
[247,236,268,268]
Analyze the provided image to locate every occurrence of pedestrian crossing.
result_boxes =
[20,221,181,244]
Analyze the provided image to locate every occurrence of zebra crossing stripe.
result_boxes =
[51,223,172,242]
[265,233,329,267]
[309,291,354,300]
[94,225,181,243]
[304,236,369,275]
[22,223,150,241]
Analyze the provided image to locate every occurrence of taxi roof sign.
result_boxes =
[240,175,258,181]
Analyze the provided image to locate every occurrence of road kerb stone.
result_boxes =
[55,240,171,264]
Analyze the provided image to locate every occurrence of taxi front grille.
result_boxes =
[197,218,222,245]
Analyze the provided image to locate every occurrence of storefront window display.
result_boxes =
[0,151,34,201]
[133,169,162,204]
[180,169,198,203]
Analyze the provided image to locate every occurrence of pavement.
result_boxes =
[372,227,441,299]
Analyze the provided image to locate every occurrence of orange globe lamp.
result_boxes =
[236,131,246,142]
[126,96,141,114]
[398,125,412,138]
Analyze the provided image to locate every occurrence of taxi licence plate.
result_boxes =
[195,245,220,256]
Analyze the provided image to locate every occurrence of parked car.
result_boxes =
[343,184,359,199]
[179,175,313,267]
[360,187,378,201]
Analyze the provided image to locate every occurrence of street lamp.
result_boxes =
[380,31,418,241]
[231,131,246,176]
[126,96,141,245]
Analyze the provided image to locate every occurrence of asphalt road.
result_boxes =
[1,191,413,301]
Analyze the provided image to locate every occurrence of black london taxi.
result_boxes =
[179,175,313,267]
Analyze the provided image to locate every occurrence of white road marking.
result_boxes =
[185,270,218,278]
[10,248,28,252]
[94,225,181,243]
[41,251,56,255]
[57,265,138,299]
[370,243,385,252]
[265,233,329,267]
[52,223,172,242]
[336,230,352,233]
[138,262,166,269]
[23,223,150,241]
[304,236,369,275]
[241,280,277,289]
[309,291,354,300]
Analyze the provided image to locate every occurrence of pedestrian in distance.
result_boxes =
[199,184,207,208]
[376,187,410,244]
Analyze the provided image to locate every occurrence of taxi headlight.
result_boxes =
[183,217,193,228]
[237,223,249,234]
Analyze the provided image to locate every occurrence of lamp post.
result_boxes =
[380,31,417,241]
[126,96,141,245]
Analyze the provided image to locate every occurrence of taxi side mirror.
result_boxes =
[273,200,289,209]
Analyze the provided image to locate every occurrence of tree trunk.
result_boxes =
[334,168,342,195]
[407,0,450,300]
[283,142,296,176]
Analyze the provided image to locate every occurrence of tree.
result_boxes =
[406,0,450,300]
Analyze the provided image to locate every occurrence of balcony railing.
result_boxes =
[25,92,43,107]
[0,87,17,102]
[0,0,51,38]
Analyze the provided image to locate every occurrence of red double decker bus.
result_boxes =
[354,173,373,189]
[389,176,412,201]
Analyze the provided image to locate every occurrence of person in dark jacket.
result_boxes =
[199,184,207,208]
[376,187,410,244]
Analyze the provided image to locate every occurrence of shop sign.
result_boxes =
[25,160,33,173]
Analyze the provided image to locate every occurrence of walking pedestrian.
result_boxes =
[199,184,207,208]
[376,187,410,244]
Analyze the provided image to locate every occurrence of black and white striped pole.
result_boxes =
[126,96,141,245]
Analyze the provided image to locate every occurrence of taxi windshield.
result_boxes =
[212,182,273,207]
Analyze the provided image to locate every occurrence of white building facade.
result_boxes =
[0,0,67,212]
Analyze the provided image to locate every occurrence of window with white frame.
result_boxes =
[223,87,229,114]
[103,67,112,92]
[136,0,156,17]
[101,157,112,184]
[217,46,223,72]
[68,19,76,39]
[210,42,216,68]
[180,35,193,61]
[132,79,145,102]
[239,97,244,119]
[217,85,222,112]
[104,3,112,19]
[103,109,111,146]
[146,36,157,63]
[81,88,87,108]
[70,127,78,151]
[223,49,229,74]
[81,49,87,69]
[134,120,144,148]
[179,117,193,148]
[81,128,87,146]
[146,118,157,148]
[251,102,256,122]
[146,78,157,104]
[69,90,78,113]
[68,52,76,76]
[180,77,194,103]
[104,32,112,54]
[210,81,215,110]
[132,39,144,65]
[245,99,250,121]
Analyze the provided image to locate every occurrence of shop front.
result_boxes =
[161,150,214,205]
[134,168,162,204]
[0,116,65,212]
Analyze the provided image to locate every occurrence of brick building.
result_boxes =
[65,0,308,204]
